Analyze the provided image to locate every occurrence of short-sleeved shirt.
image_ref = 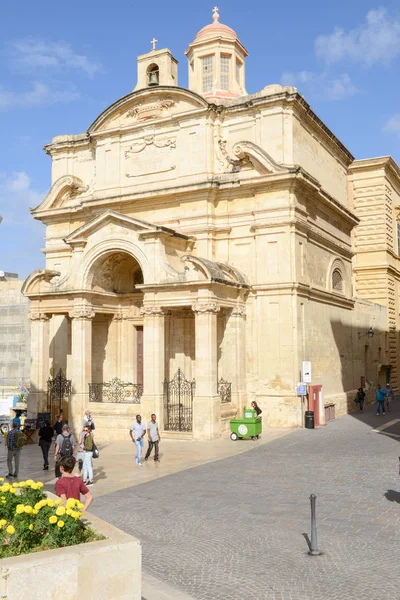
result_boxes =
[376,388,385,402]
[147,421,159,442]
[130,421,146,441]
[56,433,76,452]
[56,476,89,501]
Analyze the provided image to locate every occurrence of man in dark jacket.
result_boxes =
[38,420,54,470]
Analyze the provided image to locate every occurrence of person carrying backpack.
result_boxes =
[6,422,24,478]
[54,424,77,478]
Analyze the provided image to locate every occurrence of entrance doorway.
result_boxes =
[163,369,195,432]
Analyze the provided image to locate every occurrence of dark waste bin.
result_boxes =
[305,410,315,429]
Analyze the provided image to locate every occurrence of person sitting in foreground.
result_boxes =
[55,455,93,511]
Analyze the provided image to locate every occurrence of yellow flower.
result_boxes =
[31,483,38,490]
[0,477,4,482]
[57,520,65,528]
[33,509,38,515]
[25,479,34,486]
[2,483,10,492]
[34,503,41,511]
[47,500,54,508]
[19,482,26,488]
[66,498,75,509]
[9,488,16,494]
[56,506,66,516]
[36,482,44,489]
[49,516,57,525]
[12,482,18,488]
[76,511,82,518]
[38,500,46,509]
[16,505,25,515]
[24,506,33,515]
[28,524,34,531]
[77,502,84,510]
[0,519,7,526]
[6,525,15,535]
[66,509,72,516]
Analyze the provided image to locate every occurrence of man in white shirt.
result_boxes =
[144,414,161,462]
[129,414,146,466]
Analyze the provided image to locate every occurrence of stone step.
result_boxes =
[160,430,193,440]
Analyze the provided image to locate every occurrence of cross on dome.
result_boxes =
[151,37,158,51]
[212,6,220,22]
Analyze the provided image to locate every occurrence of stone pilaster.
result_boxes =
[192,301,221,440]
[28,312,50,417]
[227,305,247,412]
[69,306,94,435]
[140,306,165,427]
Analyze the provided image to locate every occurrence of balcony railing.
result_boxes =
[218,378,232,403]
[89,378,143,404]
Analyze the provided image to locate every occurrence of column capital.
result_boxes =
[140,305,165,316]
[29,311,50,321]
[231,305,246,317]
[192,301,220,314]
[69,307,95,320]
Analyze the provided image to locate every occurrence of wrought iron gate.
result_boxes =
[47,369,71,422]
[163,369,195,432]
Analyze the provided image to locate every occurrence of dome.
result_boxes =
[193,7,238,43]
[194,21,238,43]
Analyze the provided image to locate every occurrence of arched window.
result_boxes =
[147,63,159,87]
[332,268,344,293]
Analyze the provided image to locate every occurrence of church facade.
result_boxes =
[23,9,399,440]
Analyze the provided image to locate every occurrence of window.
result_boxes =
[202,56,213,92]
[236,60,241,84]
[332,269,344,292]
[220,55,230,90]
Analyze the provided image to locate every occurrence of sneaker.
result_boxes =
[154,458,160,462]
[43,465,49,470]
[138,462,142,467]
[383,412,386,416]
[12,473,17,478]
[144,457,149,461]
[6,473,13,478]
[376,413,380,416]
[135,457,138,464]
[87,481,94,486]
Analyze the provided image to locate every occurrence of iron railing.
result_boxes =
[164,369,195,432]
[218,378,232,403]
[89,378,143,404]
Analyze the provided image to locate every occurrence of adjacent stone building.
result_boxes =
[22,9,399,440]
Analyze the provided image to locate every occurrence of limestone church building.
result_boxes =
[23,9,400,440]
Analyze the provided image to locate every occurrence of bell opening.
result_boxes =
[147,63,160,87]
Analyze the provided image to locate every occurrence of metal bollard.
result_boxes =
[309,494,321,556]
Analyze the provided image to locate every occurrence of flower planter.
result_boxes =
[0,507,141,600]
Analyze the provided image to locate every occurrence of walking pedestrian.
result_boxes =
[79,425,95,486]
[145,414,160,462]
[54,424,77,478]
[12,411,21,430]
[6,422,24,478]
[385,383,394,413]
[82,409,95,432]
[38,420,53,470]
[375,384,386,416]
[355,388,366,412]
[129,414,146,466]
[53,415,63,437]
[55,456,93,510]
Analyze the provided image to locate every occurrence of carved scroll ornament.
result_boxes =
[192,301,220,314]
[29,312,50,321]
[140,306,165,316]
[69,307,95,320]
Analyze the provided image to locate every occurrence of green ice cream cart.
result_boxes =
[230,407,262,441]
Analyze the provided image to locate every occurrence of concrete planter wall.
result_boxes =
[0,510,141,600]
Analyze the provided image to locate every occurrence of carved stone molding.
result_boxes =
[192,302,220,314]
[231,306,246,317]
[140,306,165,316]
[125,135,176,156]
[29,312,50,322]
[125,97,175,121]
[112,312,124,322]
[69,307,95,320]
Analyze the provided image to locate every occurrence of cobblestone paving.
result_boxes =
[91,406,400,599]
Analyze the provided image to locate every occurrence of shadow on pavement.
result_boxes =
[384,489,400,504]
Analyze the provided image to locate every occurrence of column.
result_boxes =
[192,301,221,440]
[141,306,165,428]
[121,317,136,382]
[229,306,247,412]
[28,311,50,417]
[69,305,94,436]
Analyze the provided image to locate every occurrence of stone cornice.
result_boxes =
[349,156,400,196]
[253,282,355,310]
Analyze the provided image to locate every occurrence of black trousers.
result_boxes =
[145,440,159,460]
[40,440,51,467]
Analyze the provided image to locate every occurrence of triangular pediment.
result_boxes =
[88,87,209,134]
[64,210,190,247]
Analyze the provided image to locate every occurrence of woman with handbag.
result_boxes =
[79,425,95,486]
[38,420,54,470]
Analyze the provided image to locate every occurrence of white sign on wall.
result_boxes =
[302,361,312,383]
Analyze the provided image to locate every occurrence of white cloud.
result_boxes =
[383,114,400,136]
[0,172,43,222]
[315,8,400,66]
[0,81,79,110]
[9,38,102,77]
[280,71,359,101]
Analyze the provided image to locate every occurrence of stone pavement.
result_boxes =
[87,403,400,600]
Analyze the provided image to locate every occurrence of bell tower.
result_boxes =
[134,38,178,91]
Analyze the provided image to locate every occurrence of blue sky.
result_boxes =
[0,0,399,278]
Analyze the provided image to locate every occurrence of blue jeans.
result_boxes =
[376,401,385,415]
[83,451,93,481]
[135,439,144,464]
